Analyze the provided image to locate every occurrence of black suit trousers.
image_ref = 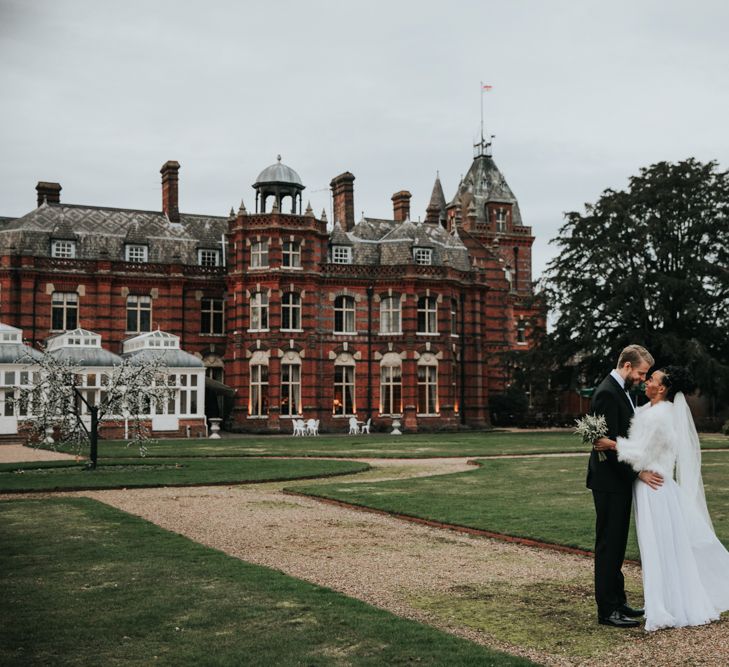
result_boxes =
[592,489,632,617]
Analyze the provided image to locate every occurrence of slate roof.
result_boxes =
[0,202,228,264]
[448,154,524,227]
[329,216,471,272]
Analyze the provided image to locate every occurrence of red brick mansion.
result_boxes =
[0,139,541,433]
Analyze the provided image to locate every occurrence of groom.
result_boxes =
[587,344,663,628]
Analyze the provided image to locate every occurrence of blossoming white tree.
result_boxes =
[19,350,172,469]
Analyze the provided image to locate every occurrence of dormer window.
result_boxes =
[496,208,507,233]
[51,240,76,258]
[198,249,220,267]
[332,246,352,264]
[413,247,432,265]
[125,244,148,263]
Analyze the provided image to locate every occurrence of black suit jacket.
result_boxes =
[585,374,638,492]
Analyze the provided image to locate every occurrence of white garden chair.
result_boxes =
[360,418,371,434]
[292,419,306,436]
[348,416,359,434]
[306,418,319,436]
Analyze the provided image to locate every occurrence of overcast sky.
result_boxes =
[1,0,728,280]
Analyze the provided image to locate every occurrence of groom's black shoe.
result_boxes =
[618,604,644,618]
[598,611,640,628]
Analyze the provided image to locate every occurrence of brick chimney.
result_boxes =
[36,182,61,207]
[392,190,411,222]
[160,160,180,222]
[330,171,355,231]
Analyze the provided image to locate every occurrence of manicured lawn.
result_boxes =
[292,451,729,560]
[0,458,369,493]
[34,430,728,460]
[0,498,533,666]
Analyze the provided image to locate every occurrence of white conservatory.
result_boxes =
[0,323,206,440]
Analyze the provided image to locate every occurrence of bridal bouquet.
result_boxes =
[575,414,608,462]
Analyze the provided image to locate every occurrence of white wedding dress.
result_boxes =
[617,396,729,631]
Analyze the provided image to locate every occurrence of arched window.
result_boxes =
[380,352,402,416]
[333,353,356,416]
[249,351,269,416]
[380,296,401,334]
[280,351,302,417]
[281,292,301,331]
[250,292,269,331]
[417,354,439,415]
[334,295,356,334]
[417,296,438,334]
[516,319,527,344]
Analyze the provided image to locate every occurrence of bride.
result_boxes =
[604,366,729,631]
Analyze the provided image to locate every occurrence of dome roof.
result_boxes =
[254,155,304,188]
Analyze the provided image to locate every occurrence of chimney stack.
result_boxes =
[330,172,355,231]
[160,160,180,222]
[392,190,412,222]
[36,182,61,207]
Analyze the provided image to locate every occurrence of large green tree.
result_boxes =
[544,158,729,404]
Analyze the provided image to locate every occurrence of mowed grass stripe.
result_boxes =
[292,452,729,560]
[34,430,727,460]
[0,458,369,492]
[0,498,534,667]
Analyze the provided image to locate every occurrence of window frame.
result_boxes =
[125,244,149,263]
[379,362,402,416]
[51,292,78,331]
[417,362,439,415]
[331,246,352,264]
[333,362,356,416]
[282,240,302,269]
[280,292,302,331]
[201,297,224,335]
[198,248,221,267]
[413,247,432,265]
[126,295,152,333]
[249,363,269,416]
[249,292,269,331]
[417,296,438,334]
[51,239,76,259]
[333,295,356,334]
[250,240,269,269]
[280,361,302,417]
[379,296,402,334]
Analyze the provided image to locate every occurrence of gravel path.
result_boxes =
[60,458,727,666]
[0,444,76,463]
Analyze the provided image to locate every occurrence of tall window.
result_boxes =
[250,363,269,416]
[250,292,269,331]
[417,296,438,334]
[334,295,356,334]
[250,241,268,268]
[332,246,352,264]
[51,292,78,330]
[125,245,148,263]
[380,296,401,334]
[201,298,224,335]
[126,295,152,332]
[51,240,76,258]
[198,249,220,266]
[496,208,507,232]
[281,292,301,331]
[516,320,526,344]
[333,357,355,416]
[417,359,438,415]
[380,358,402,416]
[450,298,458,336]
[281,358,301,416]
[282,241,301,268]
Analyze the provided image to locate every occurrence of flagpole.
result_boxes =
[480,81,484,146]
